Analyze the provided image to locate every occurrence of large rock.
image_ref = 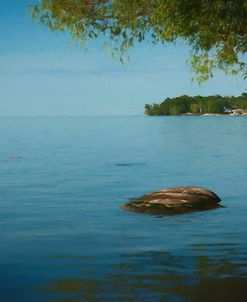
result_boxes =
[122,186,222,215]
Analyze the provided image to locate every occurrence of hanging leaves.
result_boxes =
[30,0,247,82]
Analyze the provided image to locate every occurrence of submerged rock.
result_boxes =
[122,186,222,215]
[8,156,23,160]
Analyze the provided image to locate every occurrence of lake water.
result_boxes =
[0,116,247,302]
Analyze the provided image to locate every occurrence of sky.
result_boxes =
[0,1,246,116]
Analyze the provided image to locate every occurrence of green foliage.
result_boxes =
[145,93,247,115]
[30,0,247,82]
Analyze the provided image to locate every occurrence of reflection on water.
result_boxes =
[45,243,247,302]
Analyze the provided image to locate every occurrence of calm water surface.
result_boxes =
[0,116,247,302]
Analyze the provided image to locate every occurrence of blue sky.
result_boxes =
[0,0,246,116]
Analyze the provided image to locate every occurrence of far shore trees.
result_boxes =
[30,1,246,82]
[144,93,247,115]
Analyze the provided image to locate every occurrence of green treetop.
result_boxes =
[30,0,247,82]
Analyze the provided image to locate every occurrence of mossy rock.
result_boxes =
[122,186,222,215]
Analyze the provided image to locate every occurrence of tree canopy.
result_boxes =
[30,0,247,82]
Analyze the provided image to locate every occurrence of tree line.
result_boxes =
[145,93,247,115]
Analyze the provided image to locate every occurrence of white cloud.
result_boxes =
[0,47,183,78]
[0,51,101,74]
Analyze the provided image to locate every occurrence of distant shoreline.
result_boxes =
[145,94,247,116]
[180,113,247,116]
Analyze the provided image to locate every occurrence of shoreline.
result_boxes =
[147,113,247,116]
[146,113,247,117]
[181,113,247,116]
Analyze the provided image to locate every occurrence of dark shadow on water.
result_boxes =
[44,243,247,302]
[115,161,146,167]
[116,163,131,167]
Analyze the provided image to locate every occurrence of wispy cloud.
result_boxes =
[0,50,182,77]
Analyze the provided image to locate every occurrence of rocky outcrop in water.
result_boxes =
[122,186,222,215]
